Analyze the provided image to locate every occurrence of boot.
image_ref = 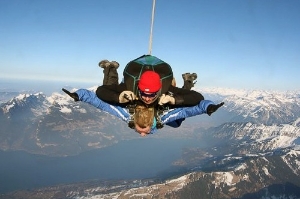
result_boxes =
[62,88,79,101]
[110,61,119,69]
[182,73,197,82]
[183,80,194,90]
[182,73,197,90]
[207,102,224,116]
[98,60,110,68]
[182,73,191,81]
[102,67,110,85]
[191,73,197,81]
[106,67,119,85]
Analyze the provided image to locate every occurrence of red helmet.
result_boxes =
[138,71,162,93]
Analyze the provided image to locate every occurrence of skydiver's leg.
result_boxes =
[182,73,197,90]
[106,61,119,86]
[166,118,185,128]
[99,60,110,85]
[169,73,198,128]
[99,60,119,86]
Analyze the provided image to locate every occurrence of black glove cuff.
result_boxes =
[174,95,184,105]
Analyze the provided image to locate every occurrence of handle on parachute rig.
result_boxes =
[124,93,137,129]
[124,93,136,103]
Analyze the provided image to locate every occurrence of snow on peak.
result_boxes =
[2,92,45,113]
[212,171,236,187]
[195,87,299,102]
[46,87,96,114]
[293,118,300,126]
[14,92,44,99]
[197,87,300,124]
[195,87,248,96]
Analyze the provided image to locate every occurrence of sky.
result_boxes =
[0,0,299,91]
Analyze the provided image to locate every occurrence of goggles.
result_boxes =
[139,90,158,98]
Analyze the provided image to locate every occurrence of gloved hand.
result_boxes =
[119,91,136,103]
[158,94,175,105]
[207,102,225,116]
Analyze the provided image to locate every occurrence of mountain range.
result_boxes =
[0,87,299,198]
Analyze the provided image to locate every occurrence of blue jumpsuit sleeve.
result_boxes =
[149,100,215,134]
[76,89,130,123]
[161,100,214,125]
[165,118,185,128]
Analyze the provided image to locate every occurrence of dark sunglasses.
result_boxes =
[139,90,157,98]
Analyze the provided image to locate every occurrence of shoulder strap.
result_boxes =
[127,103,136,129]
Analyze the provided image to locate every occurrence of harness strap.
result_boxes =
[155,105,165,129]
[126,94,169,130]
[127,103,136,129]
[155,91,174,128]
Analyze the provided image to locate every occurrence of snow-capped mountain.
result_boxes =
[0,88,136,156]
[200,119,300,153]
[0,91,21,104]
[1,87,300,198]
[91,150,299,199]
[1,87,299,156]
[199,88,300,125]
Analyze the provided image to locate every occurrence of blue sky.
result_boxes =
[0,0,299,91]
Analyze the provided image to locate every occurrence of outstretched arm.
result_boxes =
[161,100,224,125]
[167,86,205,107]
[95,83,127,105]
[63,88,130,123]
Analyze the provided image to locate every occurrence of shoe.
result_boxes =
[207,102,224,116]
[62,88,79,101]
[182,73,197,82]
[110,61,119,69]
[182,73,191,81]
[191,73,197,81]
[182,73,197,89]
[98,60,110,68]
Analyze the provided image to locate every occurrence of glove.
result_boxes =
[158,94,175,105]
[207,102,225,116]
[119,91,136,103]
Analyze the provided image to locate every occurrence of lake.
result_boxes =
[0,138,206,194]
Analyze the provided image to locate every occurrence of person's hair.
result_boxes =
[134,105,154,128]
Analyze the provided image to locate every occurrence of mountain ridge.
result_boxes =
[0,87,300,198]
[1,87,300,156]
